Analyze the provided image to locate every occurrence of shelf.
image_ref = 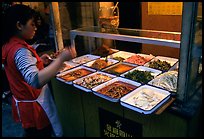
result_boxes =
[70,26,181,48]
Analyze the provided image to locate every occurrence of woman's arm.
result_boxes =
[37,47,76,87]
[15,47,76,88]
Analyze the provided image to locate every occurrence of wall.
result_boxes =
[141,2,182,58]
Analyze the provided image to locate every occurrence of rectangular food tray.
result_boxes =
[102,62,138,76]
[56,66,96,85]
[57,61,80,74]
[71,54,100,64]
[92,77,141,102]
[73,71,117,92]
[107,51,136,59]
[120,66,162,80]
[83,58,119,70]
[120,85,170,114]
[144,56,178,71]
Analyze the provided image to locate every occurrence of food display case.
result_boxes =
[50,2,201,137]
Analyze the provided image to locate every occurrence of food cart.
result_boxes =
[50,2,202,137]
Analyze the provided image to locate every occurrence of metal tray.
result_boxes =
[124,53,155,66]
[58,61,80,73]
[144,56,178,71]
[71,54,100,64]
[136,53,155,61]
[92,77,141,102]
[148,71,178,92]
[102,62,138,76]
[169,61,179,71]
[107,51,136,60]
[120,66,162,82]
[73,71,117,92]
[120,85,171,114]
[83,58,119,70]
[56,66,96,85]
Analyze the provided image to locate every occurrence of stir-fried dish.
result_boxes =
[97,81,137,99]
[58,69,93,81]
[75,73,112,89]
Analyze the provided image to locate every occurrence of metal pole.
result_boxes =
[177,2,197,102]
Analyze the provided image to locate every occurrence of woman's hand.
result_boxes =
[40,53,51,65]
[37,47,77,87]
[58,47,77,62]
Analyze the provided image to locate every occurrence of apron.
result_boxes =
[13,84,63,137]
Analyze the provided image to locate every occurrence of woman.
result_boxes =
[2,4,76,137]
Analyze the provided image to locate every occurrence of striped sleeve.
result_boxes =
[14,48,40,88]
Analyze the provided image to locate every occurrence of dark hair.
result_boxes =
[1,4,37,46]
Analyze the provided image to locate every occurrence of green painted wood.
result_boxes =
[51,78,85,137]
[123,107,187,137]
[81,92,124,137]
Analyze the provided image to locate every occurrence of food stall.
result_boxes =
[49,2,202,137]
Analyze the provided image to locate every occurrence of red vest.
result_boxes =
[2,37,50,129]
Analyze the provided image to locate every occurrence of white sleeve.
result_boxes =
[14,48,40,88]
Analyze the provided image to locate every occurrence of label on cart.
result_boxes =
[99,108,142,137]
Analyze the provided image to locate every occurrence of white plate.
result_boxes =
[92,77,141,102]
[107,51,136,59]
[73,71,117,92]
[56,66,96,85]
[121,66,162,78]
[120,85,170,114]
[83,58,119,70]
[71,54,100,64]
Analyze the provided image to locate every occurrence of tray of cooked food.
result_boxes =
[92,77,141,102]
[58,61,80,73]
[120,84,171,114]
[148,71,178,92]
[124,54,154,66]
[92,44,119,57]
[169,62,179,71]
[144,56,178,72]
[120,66,162,84]
[71,54,100,64]
[102,62,138,76]
[107,51,136,61]
[73,71,117,92]
[56,66,96,85]
[83,58,119,70]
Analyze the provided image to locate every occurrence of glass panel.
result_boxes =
[75,26,181,41]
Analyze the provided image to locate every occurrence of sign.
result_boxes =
[99,108,142,137]
[148,2,183,15]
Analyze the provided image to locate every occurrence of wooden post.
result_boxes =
[49,2,64,51]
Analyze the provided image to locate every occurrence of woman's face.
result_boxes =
[17,18,37,40]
